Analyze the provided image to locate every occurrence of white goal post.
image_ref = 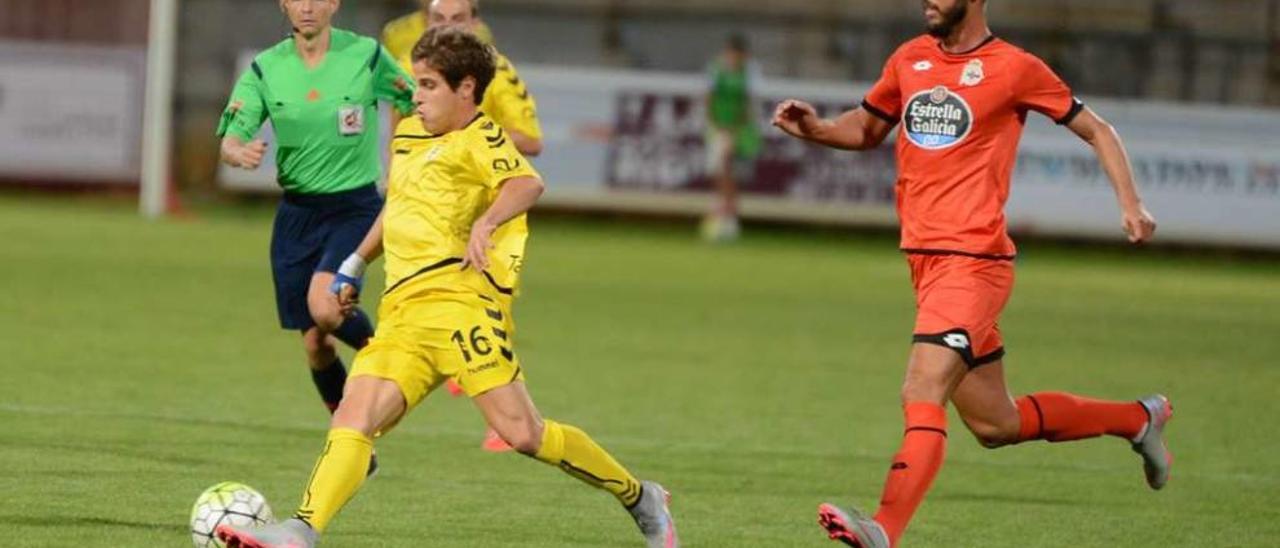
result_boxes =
[140,0,178,218]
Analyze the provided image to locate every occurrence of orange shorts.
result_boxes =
[907,253,1014,368]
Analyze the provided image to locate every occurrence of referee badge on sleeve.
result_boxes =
[338,104,365,136]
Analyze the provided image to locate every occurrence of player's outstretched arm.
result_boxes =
[507,129,544,157]
[219,136,267,170]
[1066,108,1157,244]
[333,211,385,308]
[772,100,894,151]
[353,210,385,264]
[463,176,545,271]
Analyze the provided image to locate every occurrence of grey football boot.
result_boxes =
[1132,394,1174,490]
[818,503,890,548]
[216,517,317,548]
[627,480,679,548]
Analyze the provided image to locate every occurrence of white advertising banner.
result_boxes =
[218,60,1280,248]
[0,42,145,182]
[1009,133,1280,247]
[519,65,1280,249]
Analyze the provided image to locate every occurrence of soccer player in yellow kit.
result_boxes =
[384,0,544,451]
[383,0,496,55]
[215,28,679,548]
[383,0,543,157]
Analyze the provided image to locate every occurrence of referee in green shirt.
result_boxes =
[217,0,414,457]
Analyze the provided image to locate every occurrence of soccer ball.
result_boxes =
[190,481,274,547]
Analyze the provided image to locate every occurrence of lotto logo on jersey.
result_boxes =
[903,85,973,150]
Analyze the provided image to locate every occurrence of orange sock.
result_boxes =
[873,402,947,546]
[1016,392,1147,443]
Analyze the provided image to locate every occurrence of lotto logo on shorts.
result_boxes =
[943,333,971,349]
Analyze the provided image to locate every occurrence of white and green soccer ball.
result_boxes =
[190,481,274,547]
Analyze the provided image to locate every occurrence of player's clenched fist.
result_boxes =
[1121,205,1157,244]
[772,99,819,138]
[330,253,366,315]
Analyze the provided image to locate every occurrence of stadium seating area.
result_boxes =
[3,0,1275,191]
[477,0,1279,105]
[10,0,1267,106]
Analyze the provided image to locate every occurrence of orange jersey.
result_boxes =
[863,36,1082,258]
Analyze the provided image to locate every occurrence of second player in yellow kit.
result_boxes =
[214,27,679,548]
[384,0,544,156]
[382,0,496,55]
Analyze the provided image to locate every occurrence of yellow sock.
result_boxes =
[534,420,642,507]
[294,428,373,533]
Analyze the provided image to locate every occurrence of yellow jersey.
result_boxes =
[382,113,540,303]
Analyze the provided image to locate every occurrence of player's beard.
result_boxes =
[925,1,969,38]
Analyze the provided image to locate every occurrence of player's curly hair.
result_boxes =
[410,26,495,105]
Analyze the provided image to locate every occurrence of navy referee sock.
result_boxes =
[332,308,374,350]
[311,358,348,413]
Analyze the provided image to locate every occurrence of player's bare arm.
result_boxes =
[353,211,385,265]
[1066,107,1157,243]
[463,175,545,271]
[772,100,894,151]
[219,135,267,169]
[506,129,543,157]
[335,211,385,310]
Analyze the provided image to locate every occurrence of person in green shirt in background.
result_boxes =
[703,33,763,242]
[217,0,415,474]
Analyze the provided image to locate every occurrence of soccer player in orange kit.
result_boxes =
[773,1,1172,546]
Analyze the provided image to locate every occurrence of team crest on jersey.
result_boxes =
[903,86,973,150]
[959,59,984,86]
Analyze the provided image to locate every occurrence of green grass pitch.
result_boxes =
[1,194,1278,547]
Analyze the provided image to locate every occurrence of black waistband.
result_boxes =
[282,183,379,207]
[901,248,1016,261]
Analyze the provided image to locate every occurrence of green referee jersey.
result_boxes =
[217,28,416,194]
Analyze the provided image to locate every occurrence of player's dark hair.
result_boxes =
[728,33,748,53]
[411,27,495,105]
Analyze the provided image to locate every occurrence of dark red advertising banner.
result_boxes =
[606,92,898,206]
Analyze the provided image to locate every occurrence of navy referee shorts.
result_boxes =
[270,183,382,330]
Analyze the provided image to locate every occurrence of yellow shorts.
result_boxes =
[350,290,522,409]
